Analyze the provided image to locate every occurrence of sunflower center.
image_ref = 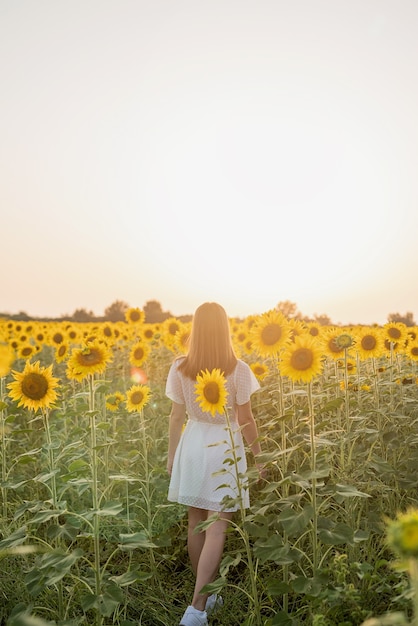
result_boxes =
[290,348,314,371]
[361,335,376,351]
[329,338,342,354]
[411,346,418,357]
[53,332,64,344]
[388,327,402,340]
[78,349,102,366]
[131,390,144,405]
[130,311,142,322]
[134,347,144,360]
[57,345,67,358]
[261,324,282,346]
[203,381,220,404]
[169,323,179,335]
[21,372,48,400]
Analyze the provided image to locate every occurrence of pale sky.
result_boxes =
[1,0,417,325]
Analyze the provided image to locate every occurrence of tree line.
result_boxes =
[1,299,416,327]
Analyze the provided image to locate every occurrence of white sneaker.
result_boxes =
[179,605,208,626]
[205,593,223,616]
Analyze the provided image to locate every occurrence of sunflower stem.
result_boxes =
[307,381,318,576]
[1,377,8,520]
[223,407,261,623]
[88,375,103,626]
[138,406,158,582]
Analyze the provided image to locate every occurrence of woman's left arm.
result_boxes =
[167,401,186,475]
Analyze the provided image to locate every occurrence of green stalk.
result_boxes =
[224,408,260,623]
[307,382,318,576]
[42,409,57,508]
[410,557,418,626]
[138,407,158,581]
[88,375,103,626]
[1,377,8,520]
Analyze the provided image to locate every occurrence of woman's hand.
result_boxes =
[256,462,268,481]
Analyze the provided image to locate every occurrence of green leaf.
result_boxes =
[253,536,300,564]
[118,531,157,550]
[318,522,354,546]
[95,501,124,516]
[335,483,371,498]
[80,583,124,616]
[110,569,152,586]
[278,505,313,536]
[0,526,27,550]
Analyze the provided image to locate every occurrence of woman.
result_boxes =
[166,302,264,626]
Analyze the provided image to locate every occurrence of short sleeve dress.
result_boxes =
[166,358,260,512]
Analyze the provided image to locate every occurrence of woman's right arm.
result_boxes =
[167,401,186,475]
[237,401,266,479]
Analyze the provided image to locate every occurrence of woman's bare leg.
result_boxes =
[190,510,233,611]
[187,507,207,574]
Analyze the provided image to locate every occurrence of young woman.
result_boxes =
[166,302,264,626]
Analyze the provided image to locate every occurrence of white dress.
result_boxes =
[166,358,260,512]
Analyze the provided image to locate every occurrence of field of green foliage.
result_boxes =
[1,312,418,626]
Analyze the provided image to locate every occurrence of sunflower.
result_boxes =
[279,333,324,383]
[105,391,125,412]
[66,341,112,380]
[129,340,150,367]
[195,368,228,417]
[55,342,70,363]
[383,322,408,352]
[250,310,291,357]
[48,327,67,347]
[7,360,59,412]
[18,343,38,360]
[0,343,15,377]
[404,341,418,362]
[321,328,347,360]
[162,317,182,350]
[387,508,418,558]
[354,326,384,361]
[125,307,145,325]
[305,322,322,338]
[126,384,151,412]
[142,323,158,342]
[250,361,270,381]
[288,319,308,342]
[174,323,191,354]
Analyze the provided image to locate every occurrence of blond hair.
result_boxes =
[178,302,237,379]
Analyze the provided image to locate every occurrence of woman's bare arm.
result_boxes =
[167,401,186,475]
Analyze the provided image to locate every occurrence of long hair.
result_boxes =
[178,302,238,379]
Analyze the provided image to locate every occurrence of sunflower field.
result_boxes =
[1,309,418,626]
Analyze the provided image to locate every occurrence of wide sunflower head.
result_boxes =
[129,340,150,368]
[66,341,112,381]
[125,307,145,325]
[279,333,324,384]
[383,322,408,352]
[7,360,60,412]
[354,326,384,361]
[406,341,418,362]
[321,328,347,360]
[195,368,228,417]
[250,310,291,357]
[126,384,151,413]
[250,361,270,381]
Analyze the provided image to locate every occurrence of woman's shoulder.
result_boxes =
[169,355,186,372]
